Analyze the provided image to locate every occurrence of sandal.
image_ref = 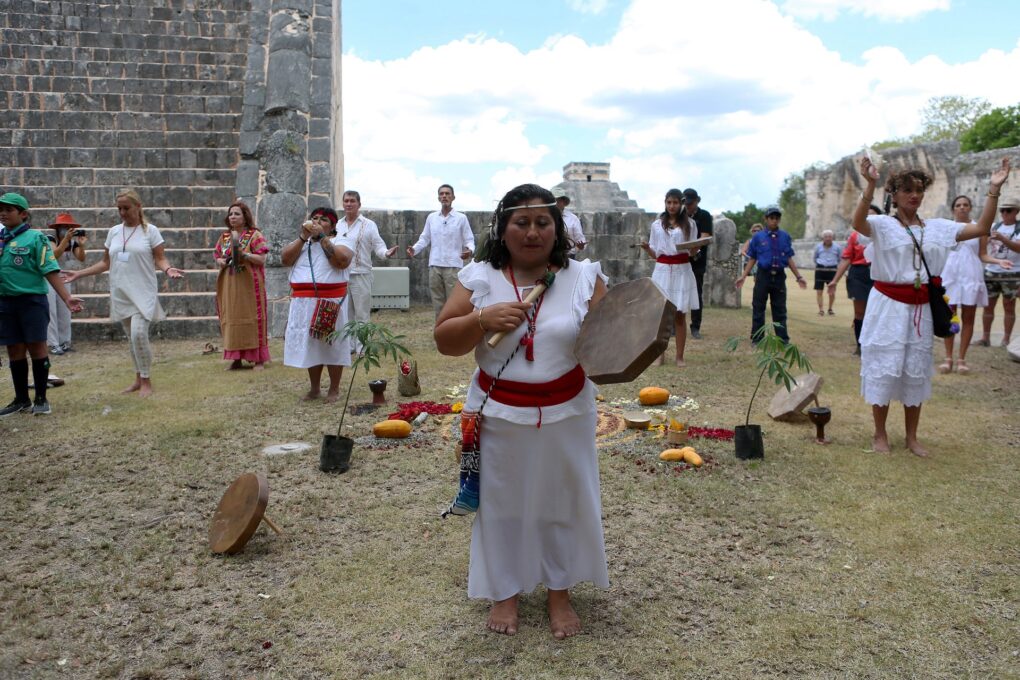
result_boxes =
[956,360,970,375]
[937,359,953,374]
[975,339,990,347]
[818,310,825,316]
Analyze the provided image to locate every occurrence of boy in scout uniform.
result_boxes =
[0,192,83,416]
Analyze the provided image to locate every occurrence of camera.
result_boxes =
[73,228,86,237]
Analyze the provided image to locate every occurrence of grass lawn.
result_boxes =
[1,286,1017,679]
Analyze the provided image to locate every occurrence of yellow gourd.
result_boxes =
[372,420,412,438]
[639,386,670,405]
[659,448,685,461]
[680,446,702,467]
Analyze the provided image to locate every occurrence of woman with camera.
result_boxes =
[281,207,354,402]
[46,212,87,355]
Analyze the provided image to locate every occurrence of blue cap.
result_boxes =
[764,205,782,217]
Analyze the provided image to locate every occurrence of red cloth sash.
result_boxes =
[290,282,348,298]
[656,253,690,264]
[477,364,586,427]
[872,279,937,305]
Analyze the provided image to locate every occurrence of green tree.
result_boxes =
[778,173,806,239]
[960,105,1020,152]
[914,95,991,143]
[723,203,765,242]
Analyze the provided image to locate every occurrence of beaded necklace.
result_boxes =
[892,211,926,289]
[507,267,549,361]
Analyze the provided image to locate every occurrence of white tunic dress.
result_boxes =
[649,219,700,313]
[283,236,353,368]
[859,216,962,406]
[941,236,988,307]
[104,223,167,323]
[459,259,610,601]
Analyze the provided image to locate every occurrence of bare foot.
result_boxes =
[656,353,665,366]
[906,440,929,458]
[872,435,890,454]
[547,590,581,640]
[486,596,519,635]
[301,390,321,402]
[138,384,153,398]
[121,382,141,394]
[226,360,244,371]
[675,357,686,368]
[324,390,340,403]
[253,363,265,371]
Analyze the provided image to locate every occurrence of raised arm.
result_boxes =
[852,156,878,238]
[957,158,1011,241]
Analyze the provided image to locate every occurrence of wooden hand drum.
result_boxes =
[575,278,676,384]
[208,472,282,555]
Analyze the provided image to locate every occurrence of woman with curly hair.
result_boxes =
[852,157,1010,456]
[435,184,609,640]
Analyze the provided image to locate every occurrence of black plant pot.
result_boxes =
[320,434,353,473]
[734,424,764,460]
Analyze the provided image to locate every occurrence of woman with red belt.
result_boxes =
[435,183,609,640]
[828,204,881,355]
[640,188,700,366]
[852,156,1010,456]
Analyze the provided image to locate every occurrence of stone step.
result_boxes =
[11,167,238,189]
[8,185,237,211]
[0,146,239,173]
[5,15,248,40]
[0,43,248,68]
[77,291,218,319]
[3,26,248,55]
[0,128,239,149]
[70,269,218,295]
[0,109,241,132]
[26,209,230,231]
[0,57,247,82]
[70,316,221,341]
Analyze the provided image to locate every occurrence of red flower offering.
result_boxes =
[687,426,734,441]
[388,401,453,421]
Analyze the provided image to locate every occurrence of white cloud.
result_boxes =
[342,0,1020,213]
[780,0,950,22]
[567,0,610,14]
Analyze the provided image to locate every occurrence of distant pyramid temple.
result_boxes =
[552,162,643,213]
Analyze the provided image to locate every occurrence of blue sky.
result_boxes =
[341,0,1020,214]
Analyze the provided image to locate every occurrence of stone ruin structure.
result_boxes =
[804,141,1020,240]
[0,2,741,341]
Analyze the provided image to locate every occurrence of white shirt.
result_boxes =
[986,222,1020,274]
[337,214,389,275]
[563,209,585,255]
[410,209,474,267]
[288,235,355,285]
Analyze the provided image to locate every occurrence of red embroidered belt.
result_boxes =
[477,364,586,408]
[290,282,348,298]
[656,253,690,264]
[873,279,938,305]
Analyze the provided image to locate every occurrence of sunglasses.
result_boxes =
[1000,208,1018,213]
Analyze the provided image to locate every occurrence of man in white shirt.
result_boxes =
[406,184,475,316]
[338,191,397,349]
[553,187,586,258]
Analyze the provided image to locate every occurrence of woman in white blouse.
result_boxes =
[851,157,1010,456]
[65,189,182,397]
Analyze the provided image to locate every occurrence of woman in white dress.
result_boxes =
[852,156,1010,456]
[641,188,700,366]
[939,195,1013,374]
[281,207,354,402]
[64,189,182,397]
[435,183,609,640]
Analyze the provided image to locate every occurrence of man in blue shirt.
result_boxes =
[734,205,807,343]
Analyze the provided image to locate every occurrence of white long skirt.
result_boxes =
[283,297,351,368]
[859,289,933,407]
[468,411,610,601]
[651,262,700,313]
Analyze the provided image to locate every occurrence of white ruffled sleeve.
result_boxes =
[571,259,609,328]
[928,218,963,249]
[457,260,492,309]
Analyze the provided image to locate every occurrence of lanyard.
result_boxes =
[122,224,140,251]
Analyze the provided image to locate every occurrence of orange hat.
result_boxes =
[48,212,80,229]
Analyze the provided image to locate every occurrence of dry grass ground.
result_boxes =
[1,286,1018,679]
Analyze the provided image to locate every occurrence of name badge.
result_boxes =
[117,251,131,262]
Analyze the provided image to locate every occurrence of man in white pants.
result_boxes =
[406,184,475,317]
[553,188,586,258]
[337,191,397,351]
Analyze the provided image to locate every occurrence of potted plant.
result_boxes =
[320,320,410,473]
[724,323,812,459]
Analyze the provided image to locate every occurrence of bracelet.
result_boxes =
[860,192,874,203]
[987,191,1001,198]
[299,236,308,243]
[478,307,486,331]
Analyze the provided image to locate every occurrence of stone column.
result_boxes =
[704,217,740,309]
[235,0,340,337]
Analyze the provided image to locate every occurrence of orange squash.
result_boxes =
[638,386,670,405]
[372,420,412,438]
